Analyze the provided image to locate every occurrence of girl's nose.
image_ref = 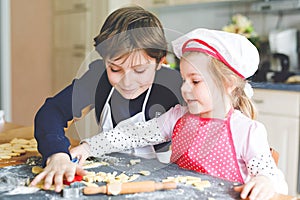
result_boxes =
[181,81,191,93]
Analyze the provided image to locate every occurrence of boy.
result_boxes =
[31,6,183,192]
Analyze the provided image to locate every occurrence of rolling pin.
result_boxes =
[83,181,177,195]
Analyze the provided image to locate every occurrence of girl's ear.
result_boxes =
[225,77,236,95]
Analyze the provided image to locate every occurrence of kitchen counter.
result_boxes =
[250,82,300,92]
[0,123,297,200]
[0,153,297,200]
[0,154,240,200]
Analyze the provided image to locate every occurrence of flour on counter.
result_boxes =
[6,186,40,195]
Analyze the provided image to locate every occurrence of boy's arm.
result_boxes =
[34,60,106,166]
[34,84,74,166]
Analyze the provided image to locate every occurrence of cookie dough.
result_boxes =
[0,138,38,160]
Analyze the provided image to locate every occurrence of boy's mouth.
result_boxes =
[118,86,137,94]
[187,99,197,104]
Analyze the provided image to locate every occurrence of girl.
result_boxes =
[30,6,183,192]
[75,28,288,200]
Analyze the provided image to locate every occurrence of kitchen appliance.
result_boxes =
[251,0,300,12]
[271,53,295,82]
[269,28,300,73]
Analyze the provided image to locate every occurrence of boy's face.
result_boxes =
[106,50,161,99]
[180,53,214,117]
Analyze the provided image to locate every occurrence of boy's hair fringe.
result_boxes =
[93,6,167,63]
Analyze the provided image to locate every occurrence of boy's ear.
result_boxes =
[156,56,166,70]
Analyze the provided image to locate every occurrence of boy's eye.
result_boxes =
[134,68,146,73]
[133,64,151,73]
[109,66,121,73]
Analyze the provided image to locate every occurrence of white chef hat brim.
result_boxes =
[172,28,259,79]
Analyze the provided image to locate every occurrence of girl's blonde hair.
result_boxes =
[209,56,257,119]
[183,51,257,119]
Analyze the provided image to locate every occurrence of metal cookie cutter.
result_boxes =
[62,157,84,199]
[62,182,85,199]
[62,187,81,198]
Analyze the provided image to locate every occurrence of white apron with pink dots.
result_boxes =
[170,109,244,183]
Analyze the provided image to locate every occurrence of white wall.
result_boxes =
[152,2,248,34]
[0,0,11,121]
[147,1,300,72]
[150,2,300,38]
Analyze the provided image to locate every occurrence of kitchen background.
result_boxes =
[0,0,299,197]
[2,0,300,125]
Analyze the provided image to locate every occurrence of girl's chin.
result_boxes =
[187,104,202,115]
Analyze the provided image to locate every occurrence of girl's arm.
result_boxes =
[249,122,287,191]
[82,104,187,157]
[241,121,288,198]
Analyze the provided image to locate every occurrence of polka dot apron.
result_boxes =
[170,109,244,183]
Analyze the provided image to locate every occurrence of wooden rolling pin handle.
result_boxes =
[155,181,177,191]
[108,181,156,195]
[83,181,177,195]
[83,185,107,195]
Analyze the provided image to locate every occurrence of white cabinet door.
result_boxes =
[53,0,91,12]
[257,114,299,196]
[253,89,300,196]
[53,12,90,50]
[52,51,86,93]
[52,0,107,94]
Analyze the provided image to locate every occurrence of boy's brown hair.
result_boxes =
[94,6,167,64]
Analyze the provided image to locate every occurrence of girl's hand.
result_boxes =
[70,142,91,165]
[234,176,275,200]
[29,153,87,192]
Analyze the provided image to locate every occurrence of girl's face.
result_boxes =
[180,53,215,117]
[106,50,161,99]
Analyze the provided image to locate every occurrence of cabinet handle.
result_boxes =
[73,3,86,11]
[73,52,85,57]
[73,44,85,49]
[152,0,168,4]
[253,99,264,104]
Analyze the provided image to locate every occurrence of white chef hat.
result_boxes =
[172,28,259,79]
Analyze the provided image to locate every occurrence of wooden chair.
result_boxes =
[270,148,279,166]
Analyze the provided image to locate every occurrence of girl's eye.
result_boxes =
[193,80,201,84]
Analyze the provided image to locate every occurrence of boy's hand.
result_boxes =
[29,152,87,192]
[70,142,91,165]
[234,176,275,200]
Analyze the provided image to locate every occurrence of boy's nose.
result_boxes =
[121,71,133,87]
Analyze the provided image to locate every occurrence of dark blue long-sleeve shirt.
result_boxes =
[34,59,183,166]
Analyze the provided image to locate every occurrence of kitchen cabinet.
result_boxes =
[252,89,300,196]
[53,0,90,12]
[52,0,108,93]
[131,0,257,8]
[53,12,88,50]
[51,0,108,143]
[52,51,86,92]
